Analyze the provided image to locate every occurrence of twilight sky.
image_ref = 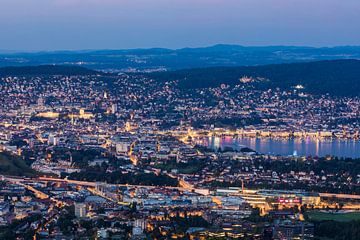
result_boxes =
[1,0,359,51]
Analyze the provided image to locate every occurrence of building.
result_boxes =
[111,104,118,114]
[74,202,87,218]
[48,134,58,146]
[116,142,131,156]
[97,228,109,239]
[37,97,45,106]
[272,220,314,240]
[132,219,147,235]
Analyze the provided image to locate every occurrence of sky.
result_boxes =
[0,0,360,51]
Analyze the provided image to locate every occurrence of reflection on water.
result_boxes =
[197,137,360,158]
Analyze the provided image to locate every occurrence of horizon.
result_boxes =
[2,43,360,54]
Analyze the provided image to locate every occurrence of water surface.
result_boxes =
[197,136,360,158]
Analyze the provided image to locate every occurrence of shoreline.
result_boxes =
[186,130,360,141]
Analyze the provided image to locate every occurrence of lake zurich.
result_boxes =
[196,136,360,158]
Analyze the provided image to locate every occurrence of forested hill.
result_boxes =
[150,59,360,96]
[0,152,37,177]
[0,65,99,76]
[1,45,360,70]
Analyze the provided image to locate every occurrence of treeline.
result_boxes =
[210,156,360,194]
[154,159,206,174]
[150,59,360,96]
[0,152,37,177]
[67,166,178,187]
[255,157,360,179]
[314,220,360,240]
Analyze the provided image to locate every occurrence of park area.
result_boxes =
[307,211,360,222]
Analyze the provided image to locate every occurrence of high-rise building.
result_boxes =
[74,202,87,218]
[48,134,58,146]
[111,103,117,114]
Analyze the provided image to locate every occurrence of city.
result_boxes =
[1,0,360,239]
[0,66,360,239]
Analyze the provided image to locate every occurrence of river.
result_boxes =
[196,136,360,158]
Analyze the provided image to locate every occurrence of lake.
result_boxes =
[196,136,360,158]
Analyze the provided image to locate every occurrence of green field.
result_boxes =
[307,211,360,222]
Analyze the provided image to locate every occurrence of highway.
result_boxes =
[2,175,191,191]
[4,175,360,201]
[38,176,197,192]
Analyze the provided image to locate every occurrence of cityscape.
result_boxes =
[1,0,360,240]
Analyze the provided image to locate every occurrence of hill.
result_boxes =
[1,45,360,71]
[0,65,100,76]
[0,152,37,177]
[150,59,360,96]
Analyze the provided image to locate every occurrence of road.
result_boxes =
[4,175,360,200]
[38,176,194,191]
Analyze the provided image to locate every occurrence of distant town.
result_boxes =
[1,67,360,239]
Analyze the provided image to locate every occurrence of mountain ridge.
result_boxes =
[1,44,360,70]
